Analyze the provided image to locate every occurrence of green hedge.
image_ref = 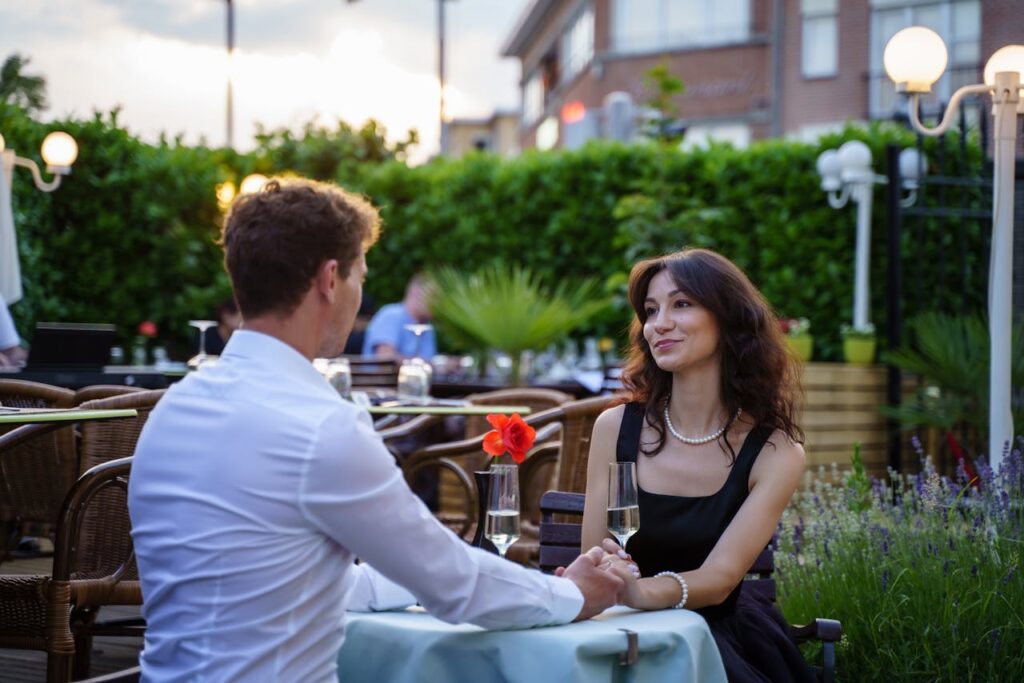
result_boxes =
[1,103,988,360]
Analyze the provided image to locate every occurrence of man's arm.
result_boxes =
[300,408,622,628]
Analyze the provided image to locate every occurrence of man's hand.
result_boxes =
[560,546,625,621]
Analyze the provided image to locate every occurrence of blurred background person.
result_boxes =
[362,274,436,359]
[0,295,26,367]
[204,298,243,356]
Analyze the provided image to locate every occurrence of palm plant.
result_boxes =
[0,54,47,114]
[429,265,609,382]
[881,312,1024,453]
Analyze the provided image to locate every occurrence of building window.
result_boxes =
[560,4,594,84]
[523,71,544,126]
[802,0,838,78]
[682,122,751,150]
[869,0,981,118]
[612,0,750,53]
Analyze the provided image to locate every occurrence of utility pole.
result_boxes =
[438,0,456,154]
[226,0,235,149]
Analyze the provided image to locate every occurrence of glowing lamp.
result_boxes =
[883,27,948,93]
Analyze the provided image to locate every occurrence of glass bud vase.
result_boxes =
[470,470,499,555]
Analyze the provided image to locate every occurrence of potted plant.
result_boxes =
[780,317,813,362]
[841,323,877,364]
[429,265,609,385]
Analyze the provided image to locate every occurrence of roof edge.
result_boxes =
[500,0,559,58]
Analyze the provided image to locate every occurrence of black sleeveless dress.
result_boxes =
[616,403,815,683]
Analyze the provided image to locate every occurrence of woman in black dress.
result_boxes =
[581,248,814,682]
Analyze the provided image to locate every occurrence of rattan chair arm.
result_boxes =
[52,457,133,582]
[0,420,68,455]
[376,414,444,441]
[402,456,475,538]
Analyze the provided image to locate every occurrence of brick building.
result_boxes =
[500,0,1022,151]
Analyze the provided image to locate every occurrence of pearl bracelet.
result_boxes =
[654,571,689,609]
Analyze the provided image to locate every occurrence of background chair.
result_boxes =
[0,380,77,561]
[72,386,145,406]
[400,395,612,563]
[538,491,842,683]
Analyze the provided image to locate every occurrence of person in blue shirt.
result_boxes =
[361,274,437,358]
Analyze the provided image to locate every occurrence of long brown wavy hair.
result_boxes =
[619,248,803,461]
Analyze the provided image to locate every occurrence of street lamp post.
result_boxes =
[883,27,1024,468]
[225,0,235,149]
[816,141,923,332]
[0,130,78,304]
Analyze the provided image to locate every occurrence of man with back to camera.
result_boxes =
[127,179,624,681]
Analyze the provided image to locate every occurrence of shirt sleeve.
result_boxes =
[345,562,418,612]
[0,297,20,349]
[298,407,584,629]
[361,306,401,356]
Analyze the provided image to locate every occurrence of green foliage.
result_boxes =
[881,313,1024,449]
[778,451,1024,682]
[2,104,990,364]
[845,443,872,513]
[251,118,417,184]
[642,62,686,144]
[1,103,231,356]
[428,265,608,355]
[0,54,47,114]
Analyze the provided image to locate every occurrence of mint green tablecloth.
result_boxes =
[337,605,726,682]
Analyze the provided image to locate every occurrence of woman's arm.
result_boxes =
[609,430,806,611]
[581,405,625,551]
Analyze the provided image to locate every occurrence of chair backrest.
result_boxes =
[550,395,613,494]
[0,378,75,409]
[0,380,78,539]
[462,388,574,438]
[538,490,777,602]
[73,384,145,406]
[73,391,163,584]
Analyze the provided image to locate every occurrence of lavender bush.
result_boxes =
[777,438,1024,681]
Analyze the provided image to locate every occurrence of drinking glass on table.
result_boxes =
[397,323,433,403]
[187,320,218,369]
[608,462,640,550]
[325,358,352,398]
[485,464,520,558]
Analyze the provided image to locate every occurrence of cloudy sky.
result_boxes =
[1,0,531,163]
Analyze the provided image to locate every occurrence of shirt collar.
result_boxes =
[220,329,328,389]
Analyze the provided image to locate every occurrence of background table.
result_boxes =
[336,605,726,682]
[365,404,532,417]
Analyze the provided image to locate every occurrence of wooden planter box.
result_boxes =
[797,362,889,482]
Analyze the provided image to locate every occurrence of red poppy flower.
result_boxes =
[138,320,158,338]
[482,413,537,465]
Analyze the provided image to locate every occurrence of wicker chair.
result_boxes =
[0,391,162,680]
[0,380,77,561]
[72,385,145,406]
[0,448,138,683]
[401,395,613,562]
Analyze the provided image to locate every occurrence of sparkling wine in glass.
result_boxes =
[608,462,640,549]
[187,320,218,370]
[485,464,520,558]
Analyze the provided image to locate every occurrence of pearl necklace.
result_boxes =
[663,404,742,445]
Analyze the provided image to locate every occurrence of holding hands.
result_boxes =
[556,541,644,617]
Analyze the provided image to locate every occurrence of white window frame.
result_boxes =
[611,0,750,54]
[522,71,545,126]
[560,3,594,85]
[801,0,839,79]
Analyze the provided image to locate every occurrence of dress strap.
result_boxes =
[733,425,775,483]
[615,403,644,463]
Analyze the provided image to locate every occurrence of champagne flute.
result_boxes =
[485,464,520,557]
[187,320,218,369]
[607,462,640,549]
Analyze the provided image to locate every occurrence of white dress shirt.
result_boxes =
[128,330,583,682]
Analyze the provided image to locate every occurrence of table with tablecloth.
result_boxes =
[337,604,726,682]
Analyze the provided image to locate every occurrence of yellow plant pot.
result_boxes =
[786,335,814,362]
[843,337,877,365]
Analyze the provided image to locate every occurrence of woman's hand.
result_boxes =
[596,539,647,608]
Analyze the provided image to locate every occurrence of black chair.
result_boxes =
[538,491,842,683]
